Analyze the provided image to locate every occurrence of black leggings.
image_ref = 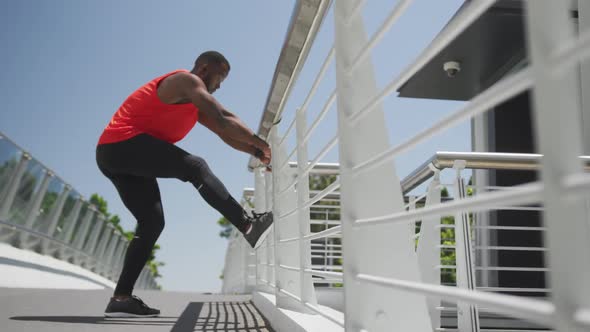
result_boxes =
[96,134,248,296]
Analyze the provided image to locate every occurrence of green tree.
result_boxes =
[40,192,58,217]
[217,217,232,238]
[440,215,456,284]
[436,181,474,285]
[0,158,19,194]
[309,174,340,232]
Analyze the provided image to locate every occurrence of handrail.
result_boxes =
[248,0,333,171]
[401,151,590,194]
[0,131,75,195]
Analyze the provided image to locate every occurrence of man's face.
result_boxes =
[201,63,229,94]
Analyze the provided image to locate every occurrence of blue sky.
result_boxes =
[0,0,468,292]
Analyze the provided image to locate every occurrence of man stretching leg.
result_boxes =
[96,51,273,317]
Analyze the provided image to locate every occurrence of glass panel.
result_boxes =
[53,190,81,240]
[64,201,90,246]
[81,212,100,253]
[96,223,113,258]
[90,219,108,255]
[33,177,65,233]
[7,160,44,225]
[0,139,22,203]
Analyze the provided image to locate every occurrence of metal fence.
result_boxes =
[222,1,590,331]
[0,132,157,289]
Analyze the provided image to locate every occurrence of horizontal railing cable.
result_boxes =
[301,47,335,113]
[351,68,533,176]
[355,273,555,326]
[346,0,414,73]
[277,137,339,198]
[354,181,542,228]
[304,269,344,279]
[279,179,341,220]
[552,29,590,75]
[348,0,496,124]
[302,90,338,146]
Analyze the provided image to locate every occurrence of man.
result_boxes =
[96,51,273,318]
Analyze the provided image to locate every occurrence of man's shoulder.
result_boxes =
[162,71,203,88]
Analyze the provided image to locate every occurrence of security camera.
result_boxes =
[443,61,461,78]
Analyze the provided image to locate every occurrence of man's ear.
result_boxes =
[196,63,209,76]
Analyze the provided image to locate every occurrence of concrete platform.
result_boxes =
[1,288,275,332]
[0,242,116,290]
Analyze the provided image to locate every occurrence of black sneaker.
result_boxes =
[104,295,160,318]
[244,212,274,249]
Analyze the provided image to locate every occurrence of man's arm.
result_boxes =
[227,138,272,166]
[220,109,271,153]
[163,72,269,152]
[221,135,261,157]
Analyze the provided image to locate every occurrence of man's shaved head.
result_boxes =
[195,51,230,72]
[192,51,230,94]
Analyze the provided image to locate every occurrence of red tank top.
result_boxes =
[98,69,199,145]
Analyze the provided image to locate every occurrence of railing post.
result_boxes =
[269,127,309,312]
[142,268,149,289]
[265,171,275,290]
[145,273,152,290]
[270,126,286,305]
[137,268,146,289]
[83,213,105,257]
[416,170,442,329]
[40,185,71,255]
[296,107,318,308]
[93,223,114,273]
[578,0,590,282]
[107,233,125,280]
[254,168,274,293]
[255,168,267,213]
[59,198,84,246]
[18,170,53,248]
[0,153,30,221]
[525,2,590,331]
[452,161,480,332]
[72,205,95,250]
[102,230,122,278]
[221,230,236,293]
[242,202,255,293]
[146,272,154,290]
[112,237,129,280]
[254,168,265,292]
[580,0,590,155]
[22,170,53,229]
[144,269,152,290]
[334,1,432,330]
[408,195,417,244]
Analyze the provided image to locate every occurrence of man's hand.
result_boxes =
[260,145,271,165]
[252,134,272,168]
[255,145,272,165]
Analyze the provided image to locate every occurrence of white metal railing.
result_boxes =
[222,1,590,331]
[0,131,158,289]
